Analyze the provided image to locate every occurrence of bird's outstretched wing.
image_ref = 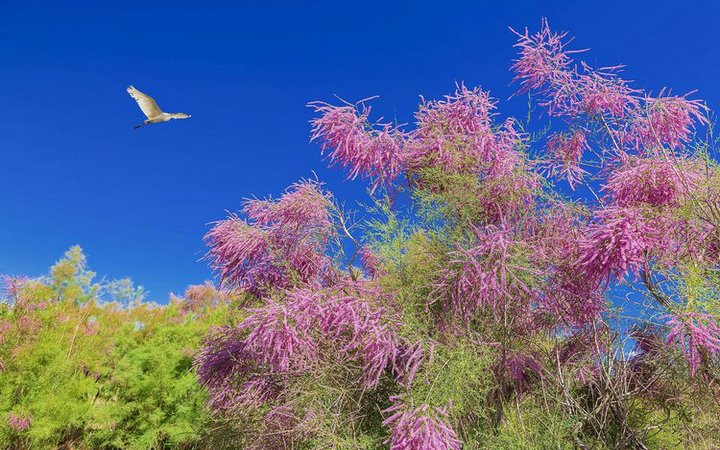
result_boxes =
[127,86,163,118]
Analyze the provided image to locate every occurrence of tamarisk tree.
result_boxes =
[196,20,720,449]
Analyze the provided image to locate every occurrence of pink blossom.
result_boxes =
[0,320,11,345]
[511,19,574,93]
[359,245,382,279]
[4,279,48,311]
[544,130,589,189]
[415,84,495,136]
[194,327,259,411]
[17,316,41,334]
[511,20,591,117]
[466,168,539,225]
[512,22,640,120]
[205,217,277,294]
[357,321,399,388]
[243,180,333,231]
[180,282,233,314]
[240,299,317,372]
[577,207,664,285]
[6,413,32,432]
[531,204,584,265]
[205,180,333,295]
[0,275,28,299]
[579,69,638,117]
[540,275,605,327]
[309,101,405,190]
[605,156,704,207]
[284,286,401,390]
[183,283,217,307]
[530,207,606,326]
[194,19,720,440]
[301,286,400,388]
[632,94,707,151]
[665,312,720,376]
[405,85,522,178]
[238,376,279,408]
[502,352,542,396]
[436,224,536,322]
[195,283,404,414]
[83,317,99,336]
[489,118,525,178]
[393,340,425,388]
[383,401,461,450]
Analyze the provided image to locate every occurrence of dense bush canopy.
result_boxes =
[0,247,242,449]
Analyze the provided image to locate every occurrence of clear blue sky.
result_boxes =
[2,0,719,299]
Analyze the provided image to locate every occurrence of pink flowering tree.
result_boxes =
[511,20,718,381]
[197,20,720,449]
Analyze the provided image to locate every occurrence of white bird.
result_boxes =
[126,85,191,129]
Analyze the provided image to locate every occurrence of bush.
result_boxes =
[0,248,240,449]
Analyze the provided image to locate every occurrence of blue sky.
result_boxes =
[2,0,719,299]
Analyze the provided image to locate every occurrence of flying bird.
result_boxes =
[126,86,191,129]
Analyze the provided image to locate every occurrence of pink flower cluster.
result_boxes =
[359,245,382,279]
[479,171,539,224]
[512,21,706,157]
[579,70,637,118]
[199,20,719,447]
[0,275,28,300]
[309,86,538,227]
[405,85,522,178]
[502,352,542,396]
[6,413,32,432]
[292,286,405,388]
[243,180,333,231]
[544,130,589,189]
[632,94,707,151]
[577,207,664,286]
[665,312,720,376]
[195,284,416,412]
[83,317,99,336]
[438,224,534,322]
[241,298,317,373]
[393,340,427,388]
[532,207,606,326]
[513,22,635,119]
[180,282,233,314]
[0,320,11,345]
[309,101,405,190]
[511,19,574,93]
[194,328,266,411]
[605,156,703,207]
[513,22,638,119]
[541,273,605,327]
[383,400,461,450]
[205,180,333,295]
